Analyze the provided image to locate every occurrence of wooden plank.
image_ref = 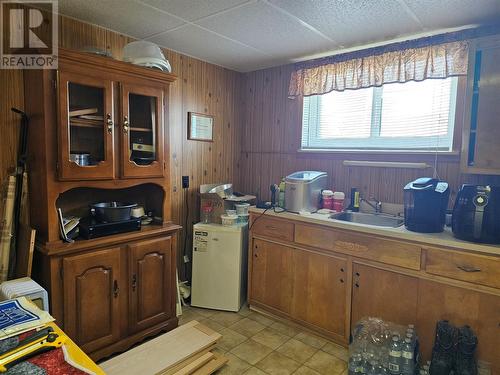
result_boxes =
[100,321,221,375]
[171,352,214,375]
[14,224,36,277]
[161,345,216,375]
[192,352,229,375]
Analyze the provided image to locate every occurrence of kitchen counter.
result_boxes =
[249,207,500,256]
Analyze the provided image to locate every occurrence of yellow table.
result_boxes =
[46,322,104,375]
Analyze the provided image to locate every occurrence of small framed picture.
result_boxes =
[188,112,214,142]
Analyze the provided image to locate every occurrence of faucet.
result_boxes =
[360,196,382,214]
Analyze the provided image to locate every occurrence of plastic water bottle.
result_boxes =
[388,335,402,375]
[348,354,359,375]
[367,361,379,375]
[401,338,415,375]
[349,354,364,375]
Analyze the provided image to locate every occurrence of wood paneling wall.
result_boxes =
[0,14,242,280]
[236,65,500,204]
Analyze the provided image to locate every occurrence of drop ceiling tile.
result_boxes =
[146,24,279,72]
[57,0,185,38]
[403,0,500,29]
[269,0,423,47]
[196,1,336,59]
[140,0,250,21]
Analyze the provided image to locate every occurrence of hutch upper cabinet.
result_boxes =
[58,58,167,180]
[462,35,500,175]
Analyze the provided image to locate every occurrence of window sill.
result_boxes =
[297,149,461,162]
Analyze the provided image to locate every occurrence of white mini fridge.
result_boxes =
[191,223,248,312]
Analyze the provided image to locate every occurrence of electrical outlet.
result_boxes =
[182,176,189,189]
[183,255,190,263]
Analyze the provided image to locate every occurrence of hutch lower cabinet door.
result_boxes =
[128,237,175,333]
[63,247,122,353]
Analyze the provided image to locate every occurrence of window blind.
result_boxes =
[302,77,458,151]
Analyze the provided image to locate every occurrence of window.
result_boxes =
[301,77,458,151]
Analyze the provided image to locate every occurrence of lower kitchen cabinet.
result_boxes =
[63,247,122,353]
[249,212,500,369]
[416,279,500,370]
[351,263,418,327]
[128,237,174,333]
[251,239,293,313]
[291,249,347,339]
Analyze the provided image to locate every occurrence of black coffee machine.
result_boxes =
[452,185,500,244]
[404,178,450,233]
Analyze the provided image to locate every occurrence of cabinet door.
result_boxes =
[462,36,500,174]
[63,247,121,353]
[128,237,174,333]
[250,239,293,314]
[417,279,500,370]
[120,83,164,178]
[58,71,115,180]
[291,250,347,339]
[351,263,418,327]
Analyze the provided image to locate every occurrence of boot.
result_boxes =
[455,325,478,375]
[430,320,458,375]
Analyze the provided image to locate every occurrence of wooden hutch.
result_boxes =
[24,48,181,360]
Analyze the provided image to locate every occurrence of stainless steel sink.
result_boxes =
[330,212,404,228]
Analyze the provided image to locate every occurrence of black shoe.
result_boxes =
[455,325,478,375]
[430,320,458,375]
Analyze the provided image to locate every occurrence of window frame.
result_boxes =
[300,77,461,154]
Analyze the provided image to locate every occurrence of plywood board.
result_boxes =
[100,321,221,375]
[172,352,214,375]
[192,352,229,375]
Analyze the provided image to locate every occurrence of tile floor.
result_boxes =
[178,304,349,375]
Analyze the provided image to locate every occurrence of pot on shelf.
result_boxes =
[90,202,137,223]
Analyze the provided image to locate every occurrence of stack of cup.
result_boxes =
[235,203,250,224]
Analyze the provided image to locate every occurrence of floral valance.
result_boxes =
[288,40,469,98]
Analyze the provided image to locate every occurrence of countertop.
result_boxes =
[249,207,500,256]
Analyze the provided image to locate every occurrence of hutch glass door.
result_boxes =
[58,71,115,180]
[121,84,164,178]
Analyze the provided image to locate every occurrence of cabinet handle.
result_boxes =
[355,282,359,288]
[132,274,137,291]
[106,113,113,134]
[457,265,481,273]
[113,280,119,297]
[123,116,129,134]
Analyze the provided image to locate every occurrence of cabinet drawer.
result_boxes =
[295,224,421,270]
[425,248,500,289]
[251,217,294,242]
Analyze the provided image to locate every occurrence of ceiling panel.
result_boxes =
[139,0,250,22]
[57,0,185,38]
[403,0,500,29]
[196,1,338,58]
[269,0,423,47]
[147,25,279,72]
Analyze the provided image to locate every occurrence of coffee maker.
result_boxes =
[404,178,450,233]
